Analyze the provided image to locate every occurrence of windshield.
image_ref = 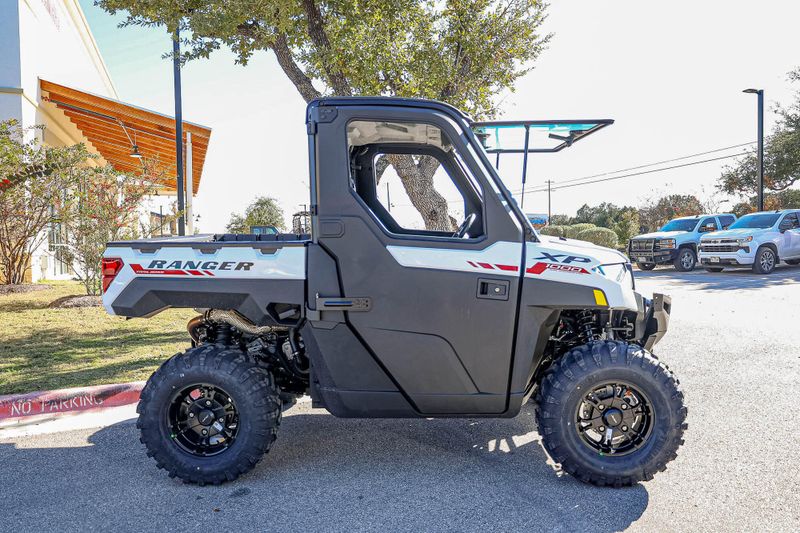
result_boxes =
[729,213,780,229]
[660,219,698,232]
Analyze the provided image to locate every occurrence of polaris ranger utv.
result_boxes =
[102,97,685,487]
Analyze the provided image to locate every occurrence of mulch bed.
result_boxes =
[0,284,52,295]
[47,295,102,308]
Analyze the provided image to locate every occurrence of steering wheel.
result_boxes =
[454,213,478,239]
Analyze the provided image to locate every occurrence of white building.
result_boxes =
[0,0,211,283]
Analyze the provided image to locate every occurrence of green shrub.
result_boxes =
[539,225,567,237]
[564,223,596,239]
[576,227,619,248]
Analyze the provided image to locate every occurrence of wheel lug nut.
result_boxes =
[622,425,628,431]
[598,426,605,432]
[206,400,211,406]
[218,417,224,423]
[598,405,605,410]
[202,429,208,435]
[621,404,627,410]
[189,413,194,418]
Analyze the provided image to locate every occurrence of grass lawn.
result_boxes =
[0,280,195,395]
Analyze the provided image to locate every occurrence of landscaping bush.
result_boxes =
[576,227,619,248]
[564,223,597,239]
[539,225,567,237]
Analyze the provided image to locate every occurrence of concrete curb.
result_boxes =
[0,381,145,429]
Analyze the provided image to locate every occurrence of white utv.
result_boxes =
[101,97,686,487]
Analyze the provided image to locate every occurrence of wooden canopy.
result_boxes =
[40,79,211,195]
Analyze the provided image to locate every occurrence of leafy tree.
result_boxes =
[572,202,640,243]
[731,189,800,217]
[226,196,286,233]
[576,227,618,249]
[548,214,571,226]
[0,120,90,284]
[97,0,550,230]
[62,166,158,295]
[719,68,800,196]
[637,194,703,233]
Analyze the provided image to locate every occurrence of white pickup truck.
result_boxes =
[698,209,800,273]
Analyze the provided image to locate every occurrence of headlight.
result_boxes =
[737,236,753,245]
[658,238,676,249]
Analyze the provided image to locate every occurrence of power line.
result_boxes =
[540,152,745,192]
[511,141,755,194]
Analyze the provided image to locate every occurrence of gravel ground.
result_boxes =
[1,268,798,532]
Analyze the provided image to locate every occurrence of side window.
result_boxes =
[782,213,800,229]
[699,217,718,232]
[719,215,735,229]
[347,120,484,239]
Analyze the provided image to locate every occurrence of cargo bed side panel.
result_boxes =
[103,244,306,325]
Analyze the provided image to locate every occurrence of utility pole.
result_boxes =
[173,27,186,236]
[520,125,531,210]
[743,88,765,211]
[546,180,553,224]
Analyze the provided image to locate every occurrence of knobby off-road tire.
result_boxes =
[673,248,696,272]
[137,344,281,485]
[636,262,656,271]
[536,341,687,487]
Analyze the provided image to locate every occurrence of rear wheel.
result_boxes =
[536,341,687,487]
[137,344,281,484]
[673,248,696,272]
[752,246,777,274]
[636,262,656,271]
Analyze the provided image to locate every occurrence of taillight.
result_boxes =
[101,258,124,293]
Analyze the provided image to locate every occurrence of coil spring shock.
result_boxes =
[576,310,596,344]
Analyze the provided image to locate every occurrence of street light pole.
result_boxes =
[173,27,186,236]
[743,88,765,211]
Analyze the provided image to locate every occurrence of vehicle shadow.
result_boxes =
[634,264,800,292]
[0,405,649,532]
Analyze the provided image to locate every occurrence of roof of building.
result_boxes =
[40,79,211,194]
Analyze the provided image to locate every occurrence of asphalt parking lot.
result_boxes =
[2,267,799,532]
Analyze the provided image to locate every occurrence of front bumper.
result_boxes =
[698,248,755,266]
[634,292,671,351]
[628,249,678,265]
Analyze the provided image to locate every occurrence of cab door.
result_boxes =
[311,103,525,415]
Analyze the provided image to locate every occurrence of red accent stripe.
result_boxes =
[477,262,494,269]
[204,270,215,276]
[467,261,478,268]
[495,264,519,272]
[187,270,204,276]
[130,264,188,276]
[526,262,548,275]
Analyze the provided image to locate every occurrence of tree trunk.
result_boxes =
[387,154,454,231]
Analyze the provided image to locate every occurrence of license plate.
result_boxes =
[710,257,720,263]
[637,257,648,262]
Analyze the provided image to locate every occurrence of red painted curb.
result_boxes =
[0,382,144,421]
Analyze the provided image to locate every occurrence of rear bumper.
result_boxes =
[635,292,671,351]
[628,249,677,265]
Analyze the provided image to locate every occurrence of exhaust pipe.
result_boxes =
[188,309,288,343]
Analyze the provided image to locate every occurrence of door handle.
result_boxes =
[477,278,510,301]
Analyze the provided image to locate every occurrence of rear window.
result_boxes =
[719,215,735,229]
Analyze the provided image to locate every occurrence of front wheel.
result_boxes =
[752,246,777,274]
[673,248,696,272]
[536,341,687,487]
[137,345,282,484]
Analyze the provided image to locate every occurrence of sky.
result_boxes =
[79,0,800,232]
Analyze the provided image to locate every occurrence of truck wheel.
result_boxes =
[536,341,687,487]
[752,246,777,274]
[636,262,656,271]
[673,248,696,272]
[137,344,281,485]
